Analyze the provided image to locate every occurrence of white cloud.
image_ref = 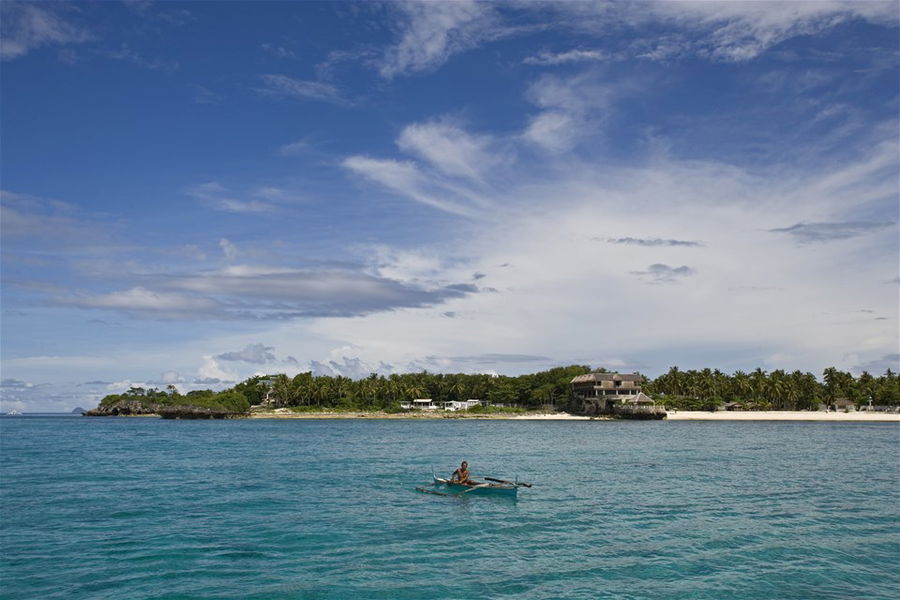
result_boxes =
[397,120,499,181]
[523,111,580,153]
[278,139,312,156]
[186,182,277,214]
[216,343,277,365]
[256,74,346,104]
[309,132,898,377]
[656,1,898,62]
[342,156,476,216]
[198,356,238,383]
[556,1,899,63]
[521,72,619,153]
[1,3,92,61]
[219,238,239,261]
[524,49,607,66]
[379,0,504,78]
[62,287,222,316]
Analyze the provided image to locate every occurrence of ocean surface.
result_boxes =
[1,417,898,599]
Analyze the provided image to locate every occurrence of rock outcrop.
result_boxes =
[85,398,246,419]
[157,406,245,419]
[85,399,163,416]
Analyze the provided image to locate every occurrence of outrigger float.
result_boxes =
[416,471,532,498]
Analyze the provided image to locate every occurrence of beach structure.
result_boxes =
[831,398,856,412]
[403,398,436,410]
[571,372,665,419]
[443,399,482,411]
[400,398,483,411]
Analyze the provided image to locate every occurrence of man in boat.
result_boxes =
[450,461,475,485]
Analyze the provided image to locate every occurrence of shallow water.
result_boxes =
[1,417,898,599]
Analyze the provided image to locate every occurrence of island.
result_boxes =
[84,365,900,421]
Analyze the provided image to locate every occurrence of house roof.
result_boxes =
[622,392,655,405]
[571,372,642,384]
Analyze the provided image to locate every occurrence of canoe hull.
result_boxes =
[432,476,518,497]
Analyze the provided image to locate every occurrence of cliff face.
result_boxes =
[85,398,246,418]
[85,399,163,416]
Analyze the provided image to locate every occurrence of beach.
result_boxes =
[666,410,900,421]
[245,409,899,421]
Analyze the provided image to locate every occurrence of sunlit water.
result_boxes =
[1,417,898,599]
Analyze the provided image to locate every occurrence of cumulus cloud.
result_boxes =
[216,343,278,365]
[310,356,383,379]
[197,356,237,383]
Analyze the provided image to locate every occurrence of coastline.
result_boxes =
[665,410,900,422]
[243,409,900,422]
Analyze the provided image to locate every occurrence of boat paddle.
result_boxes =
[484,476,532,488]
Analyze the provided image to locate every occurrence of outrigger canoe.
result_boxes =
[417,472,531,497]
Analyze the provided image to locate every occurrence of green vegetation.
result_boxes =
[94,364,899,415]
[646,367,899,410]
[243,365,591,412]
[98,385,250,414]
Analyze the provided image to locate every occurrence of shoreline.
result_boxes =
[665,410,900,422]
[244,409,899,422]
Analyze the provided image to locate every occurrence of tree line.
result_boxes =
[645,366,899,410]
[97,365,899,413]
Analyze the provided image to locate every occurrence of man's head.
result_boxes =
[461,461,468,468]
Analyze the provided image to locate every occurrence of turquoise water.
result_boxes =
[1,417,898,599]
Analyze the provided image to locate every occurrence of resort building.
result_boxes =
[443,399,482,412]
[399,398,437,410]
[400,399,483,411]
[571,372,664,418]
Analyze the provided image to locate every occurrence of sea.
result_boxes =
[1,416,898,599]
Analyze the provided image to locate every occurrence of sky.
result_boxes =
[1,1,898,412]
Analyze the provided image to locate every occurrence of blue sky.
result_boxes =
[1,1,898,411]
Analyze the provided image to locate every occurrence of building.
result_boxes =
[400,398,437,410]
[831,398,856,412]
[443,399,482,412]
[571,372,664,419]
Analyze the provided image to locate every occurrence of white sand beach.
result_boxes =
[511,413,592,420]
[666,410,900,422]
